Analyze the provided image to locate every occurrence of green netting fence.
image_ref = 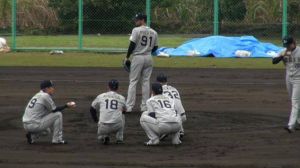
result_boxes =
[0,0,298,52]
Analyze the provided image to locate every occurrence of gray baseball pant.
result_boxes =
[23,112,63,143]
[126,55,153,111]
[286,75,300,128]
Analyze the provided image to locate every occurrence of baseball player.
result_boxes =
[22,80,76,144]
[140,83,182,146]
[273,36,300,133]
[0,37,10,53]
[156,73,187,138]
[125,13,158,112]
[90,79,126,145]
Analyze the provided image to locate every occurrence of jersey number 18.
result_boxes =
[105,99,118,110]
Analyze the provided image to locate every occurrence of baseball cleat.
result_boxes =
[179,132,184,140]
[159,134,168,141]
[172,142,182,146]
[52,140,68,145]
[26,132,34,144]
[284,126,295,133]
[144,140,159,146]
[116,140,124,144]
[102,137,110,145]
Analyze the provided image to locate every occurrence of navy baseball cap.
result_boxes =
[40,80,54,89]
[283,36,295,47]
[133,13,147,22]
[109,79,119,90]
[156,73,167,83]
[152,83,163,95]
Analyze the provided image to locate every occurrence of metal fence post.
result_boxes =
[146,0,151,27]
[78,0,83,50]
[213,0,219,35]
[282,0,288,38]
[11,0,17,50]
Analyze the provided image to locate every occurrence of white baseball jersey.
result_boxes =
[23,91,56,123]
[130,26,158,57]
[91,91,125,124]
[280,47,300,81]
[146,94,180,123]
[0,37,7,49]
[162,84,185,115]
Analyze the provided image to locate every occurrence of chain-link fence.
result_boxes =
[1,0,297,52]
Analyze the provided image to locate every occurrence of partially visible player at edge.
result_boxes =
[90,79,126,145]
[0,37,11,53]
[273,36,300,133]
[22,80,76,144]
[157,73,187,138]
[125,13,158,112]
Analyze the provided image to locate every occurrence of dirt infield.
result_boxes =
[0,67,300,168]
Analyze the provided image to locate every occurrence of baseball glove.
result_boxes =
[123,59,131,72]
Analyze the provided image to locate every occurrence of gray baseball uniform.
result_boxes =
[22,91,63,143]
[91,91,126,141]
[140,94,182,145]
[126,25,158,112]
[162,84,187,134]
[278,47,300,128]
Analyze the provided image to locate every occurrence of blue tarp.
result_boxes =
[155,36,283,58]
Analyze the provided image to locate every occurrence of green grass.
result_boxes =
[7,35,281,48]
[0,52,284,69]
[10,35,190,48]
[0,35,284,69]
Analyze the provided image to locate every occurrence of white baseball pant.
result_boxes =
[140,111,181,145]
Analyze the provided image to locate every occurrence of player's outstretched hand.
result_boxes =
[66,101,76,108]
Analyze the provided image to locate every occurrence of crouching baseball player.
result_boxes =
[156,73,187,138]
[273,36,300,133]
[90,79,126,145]
[22,80,76,144]
[140,83,182,146]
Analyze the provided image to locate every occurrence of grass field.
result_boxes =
[0,35,284,69]
[0,52,284,69]
[10,35,191,48]
[8,35,282,48]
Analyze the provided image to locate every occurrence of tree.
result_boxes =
[220,0,246,22]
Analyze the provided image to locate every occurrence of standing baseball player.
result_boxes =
[90,79,126,145]
[22,80,76,144]
[156,73,187,138]
[273,36,300,133]
[140,83,182,146]
[125,13,158,112]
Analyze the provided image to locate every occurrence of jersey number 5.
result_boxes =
[28,98,37,108]
[141,35,153,47]
[105,99,118,110]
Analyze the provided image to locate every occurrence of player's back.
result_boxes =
[162,84,185,115]
[130,26,158,57]
[23,91,54,123]
[147,95,179,123]
[93,91,125,124]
